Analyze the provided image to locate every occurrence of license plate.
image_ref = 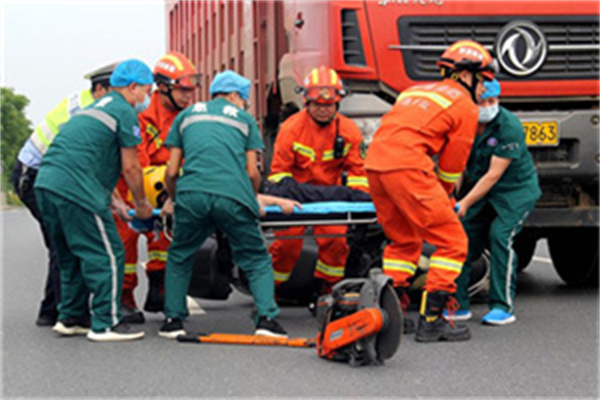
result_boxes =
[523,121,559,147]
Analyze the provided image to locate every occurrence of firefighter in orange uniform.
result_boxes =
[115,51,201,323]
[365,40,497,342]
[268,66,369,292]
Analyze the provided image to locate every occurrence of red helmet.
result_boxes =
[154,51,202,89]
[437,40,498,81]
[299,66,346,104]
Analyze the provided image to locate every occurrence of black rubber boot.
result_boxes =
[415,290,470,342]
[121,289,145,324]
[395,286,415,334]
[144,270,165,313]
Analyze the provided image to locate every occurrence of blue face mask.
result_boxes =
[478,104,499,123]
[134,94,150,114]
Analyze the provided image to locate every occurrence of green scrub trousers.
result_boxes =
[455,187,538,313]
[36,189,124,332]
[164,191,279,321]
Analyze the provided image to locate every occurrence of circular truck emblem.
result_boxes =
[495,20,547,77]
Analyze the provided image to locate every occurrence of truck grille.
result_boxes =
[529,140,577,166]
[341,9,366,67]
[397,16,599,81]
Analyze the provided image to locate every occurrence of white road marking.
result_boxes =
[532,256,552,264]
[186,296,206,315]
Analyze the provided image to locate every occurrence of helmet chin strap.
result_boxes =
[312,115,335,127]
[307,102,339,126]
[456,76,478,103]
[160,86,184,111]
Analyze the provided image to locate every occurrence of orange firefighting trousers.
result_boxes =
[367,169,467,293]
[269,225,349,285]
[114,215,170,291]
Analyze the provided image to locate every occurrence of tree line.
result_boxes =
[1,87,32,201]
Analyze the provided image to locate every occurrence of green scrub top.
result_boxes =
[35,91,141,213]
[465,106,541,208]
[165,97,264,217]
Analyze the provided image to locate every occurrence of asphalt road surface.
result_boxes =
[2,208,598,398]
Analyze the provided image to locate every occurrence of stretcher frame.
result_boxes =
[259,211,379,241]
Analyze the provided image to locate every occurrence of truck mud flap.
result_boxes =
[524,208,599,228]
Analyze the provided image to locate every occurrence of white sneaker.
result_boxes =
[87,323,145,342]
[52,320,90,336]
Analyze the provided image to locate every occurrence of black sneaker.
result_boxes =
[87,322,145,342]
[158,318,186,339]
[255,316,288,338]
[36,314,57,327]
[52,318,91,336]
[120,306,145,325]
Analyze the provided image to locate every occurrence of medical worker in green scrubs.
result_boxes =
[159,70,287,339]
[35,60,154,341]
[449,79,541,325]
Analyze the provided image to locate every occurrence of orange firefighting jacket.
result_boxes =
[268,109,369,192]
[137,91,180,168]
[365,79,478,194]
[116,91,180,202]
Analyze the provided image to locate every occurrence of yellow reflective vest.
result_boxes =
[30,89,94,155]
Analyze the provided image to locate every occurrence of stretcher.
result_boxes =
[128,202,381,240]
[259,201,379,240]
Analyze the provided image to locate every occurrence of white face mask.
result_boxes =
[134,94,150,114]
[478,104,499,123]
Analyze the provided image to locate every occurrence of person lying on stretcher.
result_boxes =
[156,194,301,219]
[257,194,302,216]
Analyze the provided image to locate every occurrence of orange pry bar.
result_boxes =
[179,333,315,348]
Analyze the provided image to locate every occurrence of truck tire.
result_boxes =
[549,228,599,287]
[513,231,537,273]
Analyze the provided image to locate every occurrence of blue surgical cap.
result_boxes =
[209,70,251,101]
[109,59,154,87]
[481,79,501,100]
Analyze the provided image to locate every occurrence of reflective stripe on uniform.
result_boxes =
[505,210,530,312]
[429,256,462,273]
[315,259,344,278]
[436,168,462,183]
[274,270,291,283]
[180,114,249,137]
[94,214,119,327]
[75,109,118,133]
[322,144,351,161]
[268,172,293,183]
[383,258,417,274]
[148,250,168,262]
[347,176,369,188]
[396,90,452,109]
[124,263,137,274]
[30,90,93,155]
[31,120,55,154]
[292,142,316,162]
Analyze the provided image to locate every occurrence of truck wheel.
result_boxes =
[513,231,537,273]
[549,228,599,287]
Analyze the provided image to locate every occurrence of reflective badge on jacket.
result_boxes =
[147,124,161,149]
[486,137,499,147]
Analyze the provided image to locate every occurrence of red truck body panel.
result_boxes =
[166,0,599,107]
[165,0,287,130]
